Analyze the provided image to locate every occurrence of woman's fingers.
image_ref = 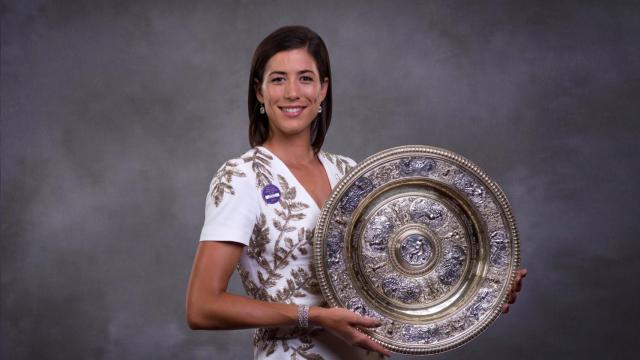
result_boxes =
[514,280,522,292]
[351,329,390,356]
[323,309,391,356]
[363,338,391,356]
[517,268,528,278]
[513,268,527,292]
[344,314,389,356]
[350,314,381,328]
[502,268,527,314]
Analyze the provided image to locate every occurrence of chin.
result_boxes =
[273,120,314,136]
[280,126,311,137]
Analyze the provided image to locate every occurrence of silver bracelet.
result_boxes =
[298,304,309,328]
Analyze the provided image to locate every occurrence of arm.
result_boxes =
[186,241,298,329]
[185,241,390,356]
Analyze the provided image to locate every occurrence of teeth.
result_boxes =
[282,107,303,113]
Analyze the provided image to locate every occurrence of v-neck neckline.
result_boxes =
[258,146,335,210]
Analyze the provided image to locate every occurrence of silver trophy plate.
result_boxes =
[313,145,520,355]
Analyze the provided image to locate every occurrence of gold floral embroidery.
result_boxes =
[210,160,246,206]
[237,175,325,358]
[273,175,309,268]
[254,327,325,359]
[242,147,274,188]
[321,151,354,176]
[211,147,273,207]
[272,228,321,302]
[240,177,318,303]
[239,213,275,301]
[238,185,317,296]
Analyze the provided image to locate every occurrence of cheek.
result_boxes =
[263,86,282,103]
[303,85,323,102]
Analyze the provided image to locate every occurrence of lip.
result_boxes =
[279,105,306,118]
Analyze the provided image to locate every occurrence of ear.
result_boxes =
[318,77,329,103]
[254,78,264,103]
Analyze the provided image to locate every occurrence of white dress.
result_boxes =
[199,146,382,360]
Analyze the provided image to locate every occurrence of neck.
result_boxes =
[262,132,316,166]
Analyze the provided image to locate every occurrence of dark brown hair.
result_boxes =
[248,26,332,153]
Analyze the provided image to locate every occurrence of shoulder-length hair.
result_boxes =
[248,26,332,153]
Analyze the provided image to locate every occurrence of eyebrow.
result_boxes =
[267,69,316,76]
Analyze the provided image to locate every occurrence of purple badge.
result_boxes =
[261,184,281,204]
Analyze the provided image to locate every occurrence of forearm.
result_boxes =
[186,242,326,331]
[188,291,301,330]
[186,276,389,355]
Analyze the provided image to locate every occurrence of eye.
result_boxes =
[300,75,314,82]
[270,76,285,84]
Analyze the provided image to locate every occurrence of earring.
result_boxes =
[259,104,265,114]
[317,105,323,114]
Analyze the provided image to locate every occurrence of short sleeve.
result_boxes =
[199,160,258,245]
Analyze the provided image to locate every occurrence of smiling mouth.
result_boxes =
[279,106,306,117]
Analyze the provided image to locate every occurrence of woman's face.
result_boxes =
[256,48,328,140]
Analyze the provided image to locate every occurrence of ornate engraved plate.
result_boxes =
[313,145,520,354]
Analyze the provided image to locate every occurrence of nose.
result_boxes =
[284,79,299,100]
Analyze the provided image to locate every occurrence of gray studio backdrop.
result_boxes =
[2,1,639,359]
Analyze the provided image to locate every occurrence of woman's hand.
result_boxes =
[310,307,390,357]
[502,268,527,314]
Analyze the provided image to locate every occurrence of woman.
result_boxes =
[186,26,526,360]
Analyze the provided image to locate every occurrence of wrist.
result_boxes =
[308,306,326,327]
